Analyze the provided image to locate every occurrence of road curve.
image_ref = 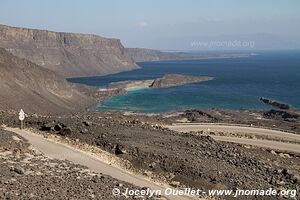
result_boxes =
[167,123,300,154]
[4,127,196,200]
[213,136,300,153]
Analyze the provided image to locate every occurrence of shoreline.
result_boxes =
[90,90,299,116]
[91,74,214,112]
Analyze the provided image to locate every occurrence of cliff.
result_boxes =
[0,24,138,77]
[0,47,94,114]
[127,48,250,62]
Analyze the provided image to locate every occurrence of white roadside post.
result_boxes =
[19,109,25,129]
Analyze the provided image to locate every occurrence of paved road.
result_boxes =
[167,123,300,154]
[4,127,196,200]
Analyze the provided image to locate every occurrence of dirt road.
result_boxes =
[167,123,300,153]
[4,127,196,200]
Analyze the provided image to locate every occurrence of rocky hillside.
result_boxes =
[0,129,154,200]
[0,48,94,114]
[0,24,138,77]
[127,48,250,62]
[150,74,213,88]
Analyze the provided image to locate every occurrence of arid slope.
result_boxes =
[0,48,94,114]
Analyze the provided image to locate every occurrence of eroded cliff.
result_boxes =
[0,24,137,77]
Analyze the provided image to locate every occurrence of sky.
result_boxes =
[0,0,300,50]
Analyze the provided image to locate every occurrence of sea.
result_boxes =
[68,50,300,113]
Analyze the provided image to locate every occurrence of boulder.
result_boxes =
[59,127,72,136]
[114,144,124,155]
[12,166,25,175]
[82,121,91,126]
[54,124,63,132]
[40,123,53,131]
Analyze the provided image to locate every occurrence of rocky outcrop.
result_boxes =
[0,24,138,77]
[260,97,290,110]
[0,47,94,114]
[180,110,219,122]
[264,109,299,122]
[127,48,250,62]
[150,74,213,88]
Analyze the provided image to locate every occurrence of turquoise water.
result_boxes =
[68,50,300,113]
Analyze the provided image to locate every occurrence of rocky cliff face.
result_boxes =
[0,24,137,77]
[0,47,94,114]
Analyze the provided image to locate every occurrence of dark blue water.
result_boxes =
[68,50,300,113]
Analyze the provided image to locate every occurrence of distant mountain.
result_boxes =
[0,47,94,114]
[132,33,300,51]
[0,24,138,77]
[126,48,250,62]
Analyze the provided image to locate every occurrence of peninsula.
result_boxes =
[107,74,213,91]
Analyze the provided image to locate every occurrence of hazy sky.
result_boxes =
[1,0,300,50]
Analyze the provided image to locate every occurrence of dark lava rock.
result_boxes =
[12,166,25,175]
[82,121,91,126]
[114,144,124,155]
[40,123,53,131]
[182,109,218,122]
[260,97,290,110]
[54,124,63,132]
[264,109,299,121]
[59,127,72,136]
